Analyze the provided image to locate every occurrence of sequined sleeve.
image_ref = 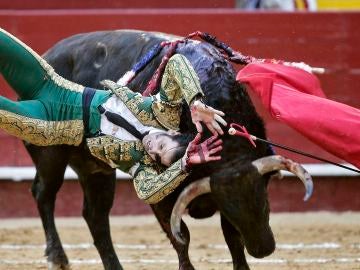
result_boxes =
[132,159,189,204]
[159,54,204,106]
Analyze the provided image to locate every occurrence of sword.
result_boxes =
[228,123,360,174]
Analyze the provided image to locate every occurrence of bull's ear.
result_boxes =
[94,42,107,68]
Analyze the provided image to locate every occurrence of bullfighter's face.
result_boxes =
[142,130,183,166]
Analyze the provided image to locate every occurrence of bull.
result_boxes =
[26,30,312,270]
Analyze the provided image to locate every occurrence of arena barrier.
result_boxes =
[0,0,234,9]
[0,10,359,216]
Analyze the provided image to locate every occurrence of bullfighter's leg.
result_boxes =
[0,95,84,146]
[79,171,122,270]
[0,27,84,100]
[151,193,195,270]
[29,145,71,270]
[0,97,53,145]
[0,28,87,146]
[220,214,250,270]
[0,28,49,100]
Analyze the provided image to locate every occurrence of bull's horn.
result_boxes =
[170,177,211,244]
[252,155,313,201]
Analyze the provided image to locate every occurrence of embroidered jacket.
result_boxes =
[0,28,198,204]
[87,54,204,204]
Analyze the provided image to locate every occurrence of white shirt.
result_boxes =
[100,95,164,141]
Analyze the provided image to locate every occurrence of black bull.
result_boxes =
[25,30,311,270]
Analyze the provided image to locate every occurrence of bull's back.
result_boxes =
[43,30,236,95]
[43,30,177,88]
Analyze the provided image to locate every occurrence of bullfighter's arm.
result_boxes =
[158,54,204,105]
[99,53,203,108]
[160,54,227,135]
[101,54,226,135]
[101,54,204,106]
[132,159,188,204]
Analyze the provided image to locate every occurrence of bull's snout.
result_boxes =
[246,231,275,258]
[247,241,275,258]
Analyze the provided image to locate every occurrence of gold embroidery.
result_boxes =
[0,28,84,93]
[86,137,113,166]
[45,70,84,93]
[137,108,156,123]
[149,54,205,131]
[100,79,122,93]
[0,110,83,146]
[133,159,188,204]
[121,142,133,161]
[86,135,149,169]
[100,79,163,128]
[121,92,161,127]
[100,54,204,132]
[141,153,154,165]
[161,54,204,105]
[151,101,181,131]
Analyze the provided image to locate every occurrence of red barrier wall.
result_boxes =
[1,176,359,218]
[0,11,359,166]
[0,0,234,9]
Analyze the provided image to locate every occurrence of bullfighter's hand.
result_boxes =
[190,100,227,136]
[181,133,223,172]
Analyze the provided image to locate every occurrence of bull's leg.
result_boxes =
[29,145,70,270]
[151,194,195,270]
[79,171,122,270]
[220,214,250,270]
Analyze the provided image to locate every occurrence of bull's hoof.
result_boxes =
[48,262,71,270]
[179,261,195,270]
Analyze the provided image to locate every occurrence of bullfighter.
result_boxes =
[0,28,226,203]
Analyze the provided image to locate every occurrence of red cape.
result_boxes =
[236,63,360,169]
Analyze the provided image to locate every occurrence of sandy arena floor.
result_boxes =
[0,212,359,270]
